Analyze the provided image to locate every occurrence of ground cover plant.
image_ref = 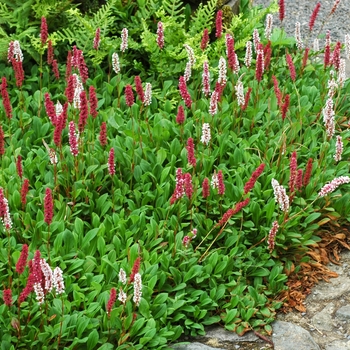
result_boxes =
[1,0,350,348]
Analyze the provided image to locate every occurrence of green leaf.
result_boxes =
[87,329,99,350]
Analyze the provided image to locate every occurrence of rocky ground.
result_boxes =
[170,249,350,350]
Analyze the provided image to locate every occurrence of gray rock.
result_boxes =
[199,326,259,343]
[171,342,225,350]
[272,321,320,350]
[337,306,350,321]
[311,303,335,332]
[309,274,350,301]
[325,340,350,350]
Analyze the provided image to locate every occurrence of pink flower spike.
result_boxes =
[268,221,279,252]
[318,176,350,197]
[108,148,115,176]
[89,85,98,118]
[68,121,79,157]
[202,61,210,97]
[334,135,343,162]
[120,28,128,52]
[93,28,101,50]
[157,22,164,49]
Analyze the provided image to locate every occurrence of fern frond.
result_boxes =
[189,0,217,37]
[162,0,184,19]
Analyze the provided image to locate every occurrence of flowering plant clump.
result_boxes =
[0,0,350,348]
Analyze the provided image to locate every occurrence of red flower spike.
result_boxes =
[176,105,185,124]
[202,178,210,199]
[217,208,235,227]
[281,94,290,120]
[309,2,321,32]
[16,244,29,274]
[302,48,310,70]
[44,188,53,225]
[53,118,63,147]
[0,125,5,155]
[65,75,75,103]
[99,122,107,147]
[44,93,57,125]
[65,50,72,81]
[1,77,12,119]
[19,272,35,304]
[108,148,115,176]
[186,138,196,167]
[184,172,193,199]
[272,76,282,107]
[255,49,264,82]
[125,85,134,107]
[107,288,116,316]
[78,91,88,133]
[263,41,272,71]
[286,54,296,82]
[32,250,43,284]
[16,155,23,179]
[3,288,12,306]
[78,51,89,84]
[12,59,24,87]
[40,17,48,45]
[279,0,285,22]
[129,257,141,283]
[201,28,209,51]
[52,60,60,80]
[242,87,252,111]
[289,151,297,194]
[217,170,225,195]
[47,40,54,65]
[303,158,313,186]
[89,85,98,118]
[243,163,265,194]
[134,76,145,103]
[20,179,29,206]
[178,76,192,108]
[215,10,223,38]
[296,169,303,191]
[331,41,341,70]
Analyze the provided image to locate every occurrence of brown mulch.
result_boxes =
[276,223,350,313]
